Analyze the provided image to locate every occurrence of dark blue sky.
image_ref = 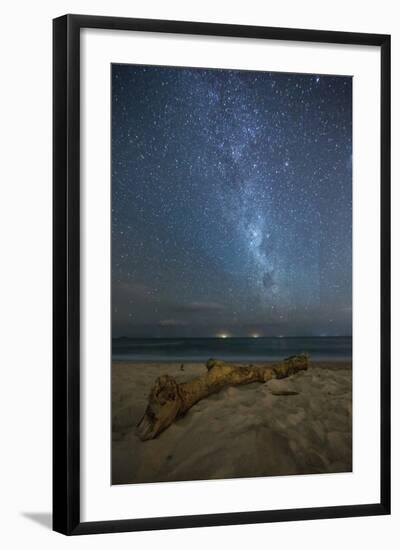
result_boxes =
[112,64,352,337]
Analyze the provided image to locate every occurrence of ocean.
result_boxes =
[112,336,352,362]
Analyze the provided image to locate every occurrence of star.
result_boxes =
[111,64,352,338]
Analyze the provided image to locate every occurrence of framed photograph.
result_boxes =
[53,14,390,535]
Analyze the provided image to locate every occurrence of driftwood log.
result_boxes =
[136,354,309,441]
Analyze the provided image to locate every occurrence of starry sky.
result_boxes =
[112,64,352,338]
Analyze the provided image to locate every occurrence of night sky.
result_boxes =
[112,64,352,338]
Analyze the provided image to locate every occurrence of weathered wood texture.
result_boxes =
[137,354,309,440]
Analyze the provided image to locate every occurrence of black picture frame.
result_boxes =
[53,14,391,535]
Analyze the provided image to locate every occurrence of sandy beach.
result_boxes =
[112,360,352,485]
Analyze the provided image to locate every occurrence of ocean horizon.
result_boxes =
[112,336,352,362]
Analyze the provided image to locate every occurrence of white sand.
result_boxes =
[112,361,352,484]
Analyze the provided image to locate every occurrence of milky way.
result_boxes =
[112,64,352,337]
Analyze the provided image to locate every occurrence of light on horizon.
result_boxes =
[218,333,229,339]
[251,333,260,338]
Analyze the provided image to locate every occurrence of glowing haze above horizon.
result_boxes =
[112,64,352,338]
